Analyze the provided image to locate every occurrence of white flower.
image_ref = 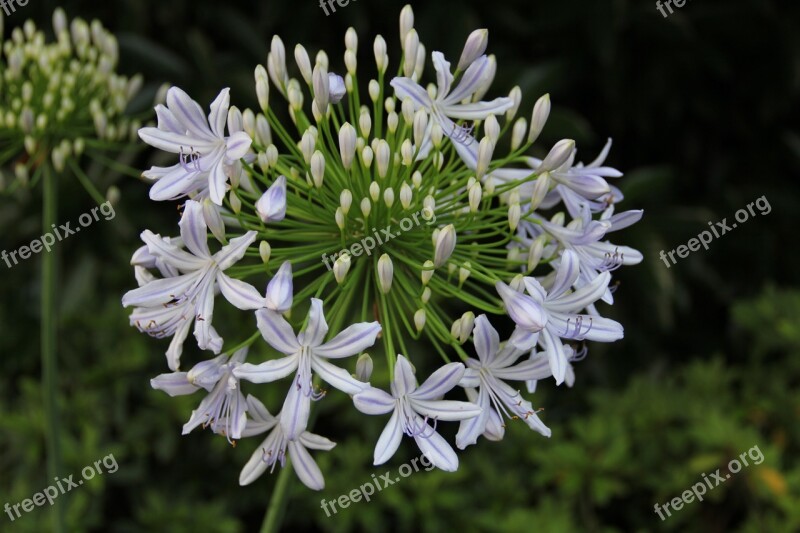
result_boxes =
[233,299,381,440]
[353,355,481,471]
[391,50,512,151]
[238,395,335,491]
[122,200,257,369]
[139,87,253,205]
[255,175,287,223]
[456,315,551,449]
[150,348,250,441]
[508,250,624,384]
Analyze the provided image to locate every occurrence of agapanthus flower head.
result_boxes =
[125,4,643,491]
[0,9,145,191]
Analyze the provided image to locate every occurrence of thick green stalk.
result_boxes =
[42,163,64,533]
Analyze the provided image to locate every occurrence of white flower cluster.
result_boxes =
[124,5,642,491]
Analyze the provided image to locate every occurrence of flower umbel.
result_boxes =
[124,4,643,490]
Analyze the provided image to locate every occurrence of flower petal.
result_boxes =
[141,230,207,271]
[150,372,197,396]
[207,88,230,139]
[234,356,298,384]
[256,309,301,354]
[179,201,212,258]
[217,272,265,310]
[288,440,325,490]
[214,231,257,270]
[373,409,403,465]
[431,51,453,97]
[472,315,499,365]
[314,321,381,359]
[390,77,433,109]
[410,398,482,421]
[226,131,253,160]
[392,355,417,397]
[280,372,311,440]
[311,357,368,395]
[455,386,489,449]
[414,428,458,472]
[548,250,581,300]
[411,363,465,400]
[353,387,396,415]
[443,98,514,120]
[299,431,337,451]
[298,298,329,347]
[167,86,216,141]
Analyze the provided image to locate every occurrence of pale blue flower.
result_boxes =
[353,355,481,471]
[238,395,335,491]
[456,315,551,449]
[234,299,380,440]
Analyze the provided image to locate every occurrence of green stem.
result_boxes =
[259,462,293,533]
[42,163,64,533]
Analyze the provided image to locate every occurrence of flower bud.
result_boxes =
[259,241,271,264]
[511,118,527,151]
[255,175,287,223]
[329,73,346,104]
[266,261,293,313]
[459,262,471,285]
[376,140,391,178]
[400,182,413,209]
[340,189,353,215]
[506,86,522,121]
[378,254,394,293]
[356,353,373,382]
[359,111,372,138]
[335,207,345,230]
[294,44,312,84]
[361,146,374,168]
[476,137,494,180]
[413,109,428,148]
[360,197,371,218]
[387,112,399,133]
[539,139,575,173]
[369,181,381,202]
[229,191,242,214]
[530,171,551,210]
[403,29,419,77]
[400,5,415,47]
[338,122,357,169]
[401,139,414,166]
[374,35,388,74]
[468,182,482,212]
[421,260,435,285]
[255,65,270,111]
[414,309,427,332]
[528,93,551,145]
[312,64,330,111]
[459,312,475,343]
[434,224,456,268]
[508,203,521,232]
[368,79,380,102]
[311,151,325,188]
[334,253,351,284]
[421,287,431,303]
[484,114,500,145]
[383,187,395,208]
[458,29,489,71]
[527,235,546,272]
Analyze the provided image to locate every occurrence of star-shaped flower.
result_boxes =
[233,299,381,440]
[139,87,253,205]
[150,347,250,441]
[456,315,551,449]
[237,395,336,491]
[353,355,481,471]
[122,200,257,369]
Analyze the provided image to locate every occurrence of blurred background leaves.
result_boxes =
[1,0,798,531]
